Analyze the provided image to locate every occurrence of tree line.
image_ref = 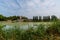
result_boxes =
[0,15,58,22]
[0,15,28,21]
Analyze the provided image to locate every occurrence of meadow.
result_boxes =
[0,21,60,40]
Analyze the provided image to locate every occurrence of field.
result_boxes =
[0,21,60,40]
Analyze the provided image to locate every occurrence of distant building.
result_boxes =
[33,16,38,22]
[43,16,50,21]
[39,16,42,21]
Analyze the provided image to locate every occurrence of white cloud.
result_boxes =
[18,0,56,18]
[0,0,60,18]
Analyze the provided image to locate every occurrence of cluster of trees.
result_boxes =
[0,15,28,21]
[0,15,20,21]
[33,15,58,22]
[7,16,20,21]
[0,15,7,21]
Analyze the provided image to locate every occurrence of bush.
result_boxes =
[0,25,6,40]
[46,21,60,35]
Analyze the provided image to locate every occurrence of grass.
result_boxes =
[0,21,60,40]
[0,21,53,26]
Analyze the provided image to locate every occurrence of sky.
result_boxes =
[0,0,60,18]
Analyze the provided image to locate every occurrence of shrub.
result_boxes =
[46,21,60,35]
[1,22,60,40]
[0,25,6,40]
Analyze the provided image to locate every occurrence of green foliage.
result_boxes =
[46,21,60,35]
[0,22,60,40]
[0,24,46,40]
[35,24,46,37]
[0,15,28,21]
[21,16,28,19]
[7,16,20,21]
[0,25,6,40]
[0,14,58,22]
[51,15,58,21]
[0,15,7,21]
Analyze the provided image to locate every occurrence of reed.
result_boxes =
[0,21,60,40]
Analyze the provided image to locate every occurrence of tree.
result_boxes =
[0,15,7,21]
[21,16,28,19]
[51,15,58,21]
[7,16,20,21]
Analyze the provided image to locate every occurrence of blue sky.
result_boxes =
[0,0,60,18]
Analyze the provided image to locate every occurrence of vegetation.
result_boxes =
[0,21,60,40]
[0,14,58,22]
[0,15,28,21]
[7,16,20,21]
[0,15,7,21]
[51,15,58,21]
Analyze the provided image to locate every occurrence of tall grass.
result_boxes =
[0,21,60,40]
[46,21,60,40]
